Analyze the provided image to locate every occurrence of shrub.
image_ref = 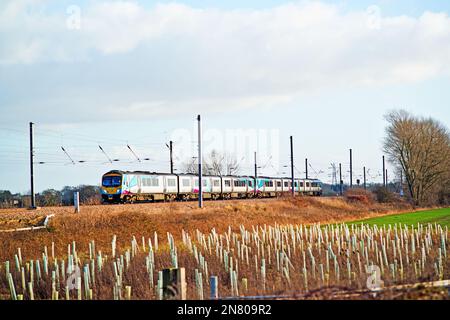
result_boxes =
[344,188,374,205]
[373,187,399,203]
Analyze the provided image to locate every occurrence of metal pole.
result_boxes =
[197,115,203,208]
[363,166,366,190]
[385,169,388,189]
[349,149,353,188]
[29,122,36,209]
[305,158,308,179]
[254,152,257,195]
[339,163,343,196]
[382,156,386,187]
[169,140,173,174]
[290,136,294,196]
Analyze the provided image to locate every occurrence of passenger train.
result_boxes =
[101,170,323,204]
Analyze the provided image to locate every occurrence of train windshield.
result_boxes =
[102,176,122,187]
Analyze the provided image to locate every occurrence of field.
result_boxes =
[0,197,448,300]
[348,208,450,228]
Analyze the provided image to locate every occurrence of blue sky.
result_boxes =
[0,0,449,193]
[42,0,450,14]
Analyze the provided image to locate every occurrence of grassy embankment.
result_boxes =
[347,207,450,228]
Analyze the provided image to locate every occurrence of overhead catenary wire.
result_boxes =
[0,125,167,170]
[127,144,141,163]
[61,146,76,165]
[99,145,117,164]
[0,124,391,187]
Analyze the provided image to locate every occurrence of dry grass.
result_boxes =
[0,197,414,262]
[0,217,447,300]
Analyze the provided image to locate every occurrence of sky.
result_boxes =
[0,0,449,193]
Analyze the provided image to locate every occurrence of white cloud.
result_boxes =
[0,1,449,122]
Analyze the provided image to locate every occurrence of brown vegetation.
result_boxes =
[384,110,450,206]
[344,188,374,205]
[0,211,447,300]
[0,197,413,262]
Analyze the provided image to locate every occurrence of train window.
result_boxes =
[182,179,190,187]
[284,181,288,187]
[143,177,158,187]
[103,179,111,186]
[294,182,298,187]
[300,182,304,187]
[194,180,199,187]
[224,180,231,187]
[265,181,274,187]
[277,181,281,187]
[234,180,246,187]
[312,182,318,187]
[306,182,310,187]
[213,180,220,187]
[167,179,176,187]
[103,176,121,187]
[203,179,207,187]
[248,180,253,187]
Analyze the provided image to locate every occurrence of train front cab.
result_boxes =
[101,172,124,203]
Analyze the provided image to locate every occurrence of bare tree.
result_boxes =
[383,110,450,205]
[181,150,240,176]
[181,157,198,174]
[223,152,240,176]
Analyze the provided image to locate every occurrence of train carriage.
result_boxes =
[293,179,299,193]
[310,179,323,196]
[282,179,291,193]
[102,170,179,203]
[178,174,195,200]
[244,176,255,197]
[221,177,233,199]
[211,176,222,199]
[298,179,306,193]
[194,176,215,199]
[256,177,277,197]
[255,177,265,195]
[274,179,283,195]
[101,170,323,204]
[231,176,248,198]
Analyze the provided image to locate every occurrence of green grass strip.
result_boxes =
[347,207,450,228]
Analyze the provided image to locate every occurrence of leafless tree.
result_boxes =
[181,150,240,176]
[383,110,450,205]
[181,157,198,174]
